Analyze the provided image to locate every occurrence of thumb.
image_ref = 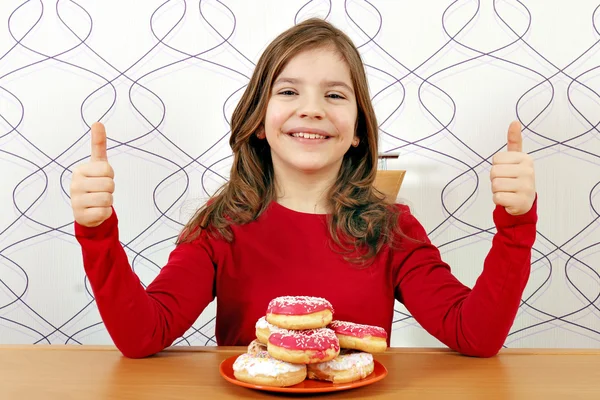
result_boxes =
[507,120,522,152]
[90,122,108,161]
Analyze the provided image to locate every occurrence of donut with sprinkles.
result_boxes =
[307,350,375,383]
[266,296,334,330]
[255,316,288,344]
[328,320,388,353]
[267,327,340,364]
[233,351,307,387]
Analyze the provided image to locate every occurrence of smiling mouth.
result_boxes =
[289,132,330,140]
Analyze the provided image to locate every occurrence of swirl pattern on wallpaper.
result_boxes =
[0,0,599,348]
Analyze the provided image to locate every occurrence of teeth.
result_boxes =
[291,132,327,139]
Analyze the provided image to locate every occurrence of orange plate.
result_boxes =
[219,354,388,393]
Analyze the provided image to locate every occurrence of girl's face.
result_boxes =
[263,47,358,180]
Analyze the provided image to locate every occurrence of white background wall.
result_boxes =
[1,0,599,349]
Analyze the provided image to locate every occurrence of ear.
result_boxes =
[256,126,266,139]
[352,137,359,147]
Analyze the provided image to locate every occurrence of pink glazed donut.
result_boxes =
[267,327,340,364]
[328,320,388,353]
[266,296,334,330]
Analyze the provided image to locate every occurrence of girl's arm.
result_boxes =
[393,200,537,357]
[75,208,216,358]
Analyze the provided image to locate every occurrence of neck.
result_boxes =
[273,164,340,214]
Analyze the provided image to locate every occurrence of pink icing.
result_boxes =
[328,320,387,339]
[268,328,340,354]
[267,296,333,316]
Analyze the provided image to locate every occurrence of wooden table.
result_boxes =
[2,345,600,399]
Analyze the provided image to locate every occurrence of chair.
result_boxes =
[374,170,405,203]
[374,153,404,203]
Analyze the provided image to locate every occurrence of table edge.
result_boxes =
[0,345,598,355]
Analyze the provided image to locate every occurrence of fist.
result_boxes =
[70,122,115,227]
[490,121,536,216]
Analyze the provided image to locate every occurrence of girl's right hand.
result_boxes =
[70,122,115,227]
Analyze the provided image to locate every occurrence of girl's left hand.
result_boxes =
[490,121,536,216]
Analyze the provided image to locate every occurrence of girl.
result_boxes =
[70,18,537,359]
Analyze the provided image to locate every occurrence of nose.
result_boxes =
[297,95,325,120]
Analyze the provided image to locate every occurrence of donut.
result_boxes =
[328,320,388,353]
[255,316,287,344]
[307,350,374,383]
[232,351,307,387]
[247,339,267,355]
[266,296,334,329]
[267,327,340,364]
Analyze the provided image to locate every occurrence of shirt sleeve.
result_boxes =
[393,197,538,357]
[74,208,216,358]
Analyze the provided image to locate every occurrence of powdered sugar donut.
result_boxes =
[255,316,287,344]
[267,327,340,364]
[233,351,307,387]
[307,350,374,383]
[266,296,334,329]
[328,320,387,353]
[247,339,267,355]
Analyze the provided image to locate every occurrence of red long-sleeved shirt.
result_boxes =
[74,199,537,359]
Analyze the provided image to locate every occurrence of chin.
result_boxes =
[274,152,342,176]
[289,160,332,174]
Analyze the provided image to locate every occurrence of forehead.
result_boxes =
[276,47,353,85]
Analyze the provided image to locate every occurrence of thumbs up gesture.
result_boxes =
[70,122,115,227]
[490,121,536,216]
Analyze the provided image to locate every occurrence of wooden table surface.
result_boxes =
[2,345,600,399]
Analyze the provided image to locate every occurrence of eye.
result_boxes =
[327,93,346,100]
[278,90,297,96]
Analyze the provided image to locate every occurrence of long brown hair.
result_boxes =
[178,18,403,264]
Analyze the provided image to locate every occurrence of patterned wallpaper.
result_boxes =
[1,0,599,349]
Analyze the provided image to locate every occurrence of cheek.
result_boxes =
[332,108,358,137]
[264,103,288,134]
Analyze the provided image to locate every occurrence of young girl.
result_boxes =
[70,18,537,359]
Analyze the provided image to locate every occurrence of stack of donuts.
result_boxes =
[232,295,388,387]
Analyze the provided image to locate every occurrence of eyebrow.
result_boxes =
[273,77,355,94]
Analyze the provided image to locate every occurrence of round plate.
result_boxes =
[219,354,388,393]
